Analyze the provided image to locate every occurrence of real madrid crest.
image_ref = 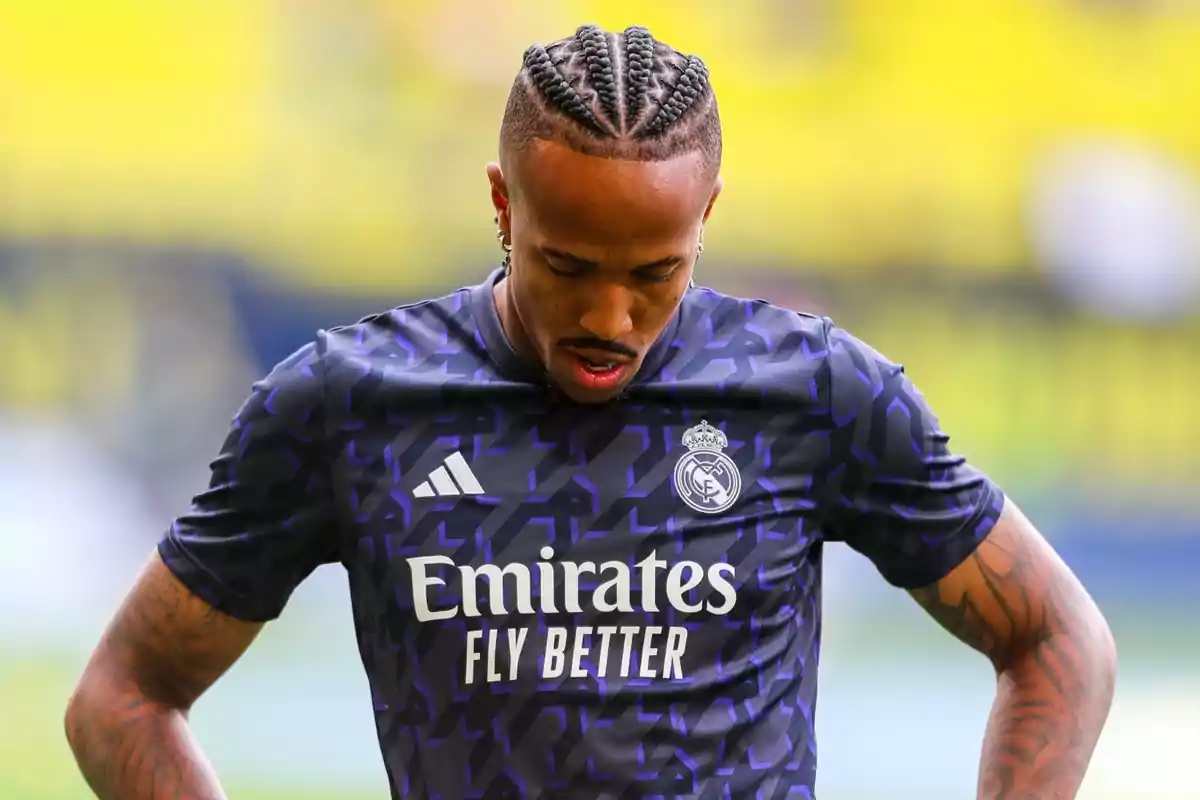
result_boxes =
[672,420,742,515]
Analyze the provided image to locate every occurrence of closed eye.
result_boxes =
[547,262,588,279]
[541,248,682,283]
[542,249,595,279]
[633,267,676,284]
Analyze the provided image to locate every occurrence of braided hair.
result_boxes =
[499,25,721,171]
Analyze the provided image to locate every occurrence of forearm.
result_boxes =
[66,683,226,800]
[978,630,1117,799]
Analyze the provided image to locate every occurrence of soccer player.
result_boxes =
[65,25,1116,799]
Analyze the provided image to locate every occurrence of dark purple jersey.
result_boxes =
[159,268,1003,799]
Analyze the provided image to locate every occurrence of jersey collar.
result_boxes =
[468,267,683,390]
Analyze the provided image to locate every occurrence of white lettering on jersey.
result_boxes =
[406,546,738,683]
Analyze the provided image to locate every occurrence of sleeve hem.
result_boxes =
[879,484,1007,590]
[157,532,285,623]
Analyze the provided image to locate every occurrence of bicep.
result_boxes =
[907,498,1104,667]
[90,551,263,709]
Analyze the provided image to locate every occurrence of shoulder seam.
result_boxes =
[328,287,475,334]
[816,315,844,534]
[313,332,348,558]
[817,315,835,432]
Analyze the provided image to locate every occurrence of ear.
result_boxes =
[486,162,511,232]
[702,175,724,224]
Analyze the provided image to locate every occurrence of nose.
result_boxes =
[578,283,635,343]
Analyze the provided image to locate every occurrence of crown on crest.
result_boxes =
[682,420,727,451]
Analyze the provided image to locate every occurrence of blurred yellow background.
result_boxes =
[1,2,1197,798]
[5,1,1200,285]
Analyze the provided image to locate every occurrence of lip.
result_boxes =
[564,347,635,366]
[566,356,633,395]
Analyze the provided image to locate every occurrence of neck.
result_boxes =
[492,270,538,362]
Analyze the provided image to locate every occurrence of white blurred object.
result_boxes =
[1030,141,1200,319]
[0,414,159,651]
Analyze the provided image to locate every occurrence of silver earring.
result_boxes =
[495,219,512,274]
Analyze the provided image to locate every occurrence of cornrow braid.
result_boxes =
[574,25,620,129]
[500,26,721,174]
[522,44,609,137]
[641,55,710,137]
[621,26,656,128]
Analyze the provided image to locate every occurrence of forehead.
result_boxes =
[512,140,712,247]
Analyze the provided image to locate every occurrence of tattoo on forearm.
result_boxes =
[909,515,1116,799]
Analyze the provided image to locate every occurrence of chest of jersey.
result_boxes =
[337,398,831,687]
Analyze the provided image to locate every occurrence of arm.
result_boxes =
[65,554,262,799]
[909,500,1117,799]
[65,341,337,798]
[821,321,1114,799]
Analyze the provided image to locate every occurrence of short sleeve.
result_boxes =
[822,322,1006,589]
[157,342,338,621]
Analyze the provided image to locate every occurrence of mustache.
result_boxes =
[558,337,639,359]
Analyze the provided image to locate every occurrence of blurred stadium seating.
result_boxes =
[1,2,1196,797]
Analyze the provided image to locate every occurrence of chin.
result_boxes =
[554,381,628,405]
[545,351,641,405]
[547,370,632,405]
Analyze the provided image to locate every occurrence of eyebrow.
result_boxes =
[542,247,682,271]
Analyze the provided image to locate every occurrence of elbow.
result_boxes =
[64,657,192,757]
[64,659,132,758]
[1090,611,1119,703]
[1072,592,1119,701]
[64,667,104,758]
[999,603,1119,707]
[1039,603,1119,712]
[64,685,89,759]
[1060,577,1120,704]
[1073,610,1119,736]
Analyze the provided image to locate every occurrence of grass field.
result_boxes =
[0,659,375,800]
[6,645,1197,800]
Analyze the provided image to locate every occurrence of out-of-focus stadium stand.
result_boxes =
[1,2,1197,798]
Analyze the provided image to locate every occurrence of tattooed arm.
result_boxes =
[65,553,264,799]
[825,323,1117,796]
[64,343,335,798]
[909,500,1118,799]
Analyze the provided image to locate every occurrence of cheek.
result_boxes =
[643,289,683,326]
[514,274,566,337]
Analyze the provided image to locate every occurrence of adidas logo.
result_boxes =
[412,451,485,498]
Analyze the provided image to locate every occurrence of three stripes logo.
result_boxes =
[412,451,485,498]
